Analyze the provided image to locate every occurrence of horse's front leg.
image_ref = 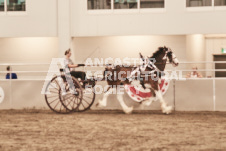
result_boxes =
[148,81,172,114]
[154,86,172,114]
[96,86,112,107]
[140,84,155,107]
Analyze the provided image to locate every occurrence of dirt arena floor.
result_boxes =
[0,110,226,151]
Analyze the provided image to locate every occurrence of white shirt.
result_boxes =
[64,58,74,71]
[190,72,198,78]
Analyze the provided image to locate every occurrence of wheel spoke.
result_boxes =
[76,97,80,105]
[80,102,85,109]
[72,97,76,109]
[53,99,61,110]
[49,90,59,94]
[62,94,73,100]
[83,95,93,99]
[49,97,60,104]
[53,78,65,90]
[47,95,59,99]
[65,97,74,109]
[49,83,60,91]
[68,97,74,109]
[83,98,90,105]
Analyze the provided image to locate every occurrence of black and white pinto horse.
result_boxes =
[96,46,179,114]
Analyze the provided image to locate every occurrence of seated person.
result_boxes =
[186,66,203,78]
[62,49,85,95]
[64,49,85,80]
[6,66,18,79]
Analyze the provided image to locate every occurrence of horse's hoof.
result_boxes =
[162,105,172,114]
[96,102,99,107]
[96,100,105,108]
[124,106,133,114]
[140,103,145,110]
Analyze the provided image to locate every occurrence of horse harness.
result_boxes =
[133,49,173,89]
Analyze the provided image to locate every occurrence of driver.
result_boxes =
[64,49,85,79]
[62,49,85,95]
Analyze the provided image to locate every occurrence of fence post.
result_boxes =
[213,61,216,111]
[9,65,12,108]
[173,79,176,112]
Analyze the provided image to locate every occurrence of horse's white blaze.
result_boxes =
[172,53,179,64]
[117,94,133,114]
[163,53,167,60]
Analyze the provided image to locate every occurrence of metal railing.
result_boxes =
[0,61,226,80]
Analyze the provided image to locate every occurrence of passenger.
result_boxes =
[5,66,17,79]
[186,66,203,78]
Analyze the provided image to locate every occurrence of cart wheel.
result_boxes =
[76,84,96,112]
[60,76,83,112]
[45,76,72,114]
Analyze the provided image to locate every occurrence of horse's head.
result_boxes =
[163,46,179,67]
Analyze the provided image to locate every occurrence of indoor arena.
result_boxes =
[1,0,226,150]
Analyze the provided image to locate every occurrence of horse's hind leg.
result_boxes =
[117,93,133,114]
[96,86,112,107]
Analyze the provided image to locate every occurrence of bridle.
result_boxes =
[165,48,177,64]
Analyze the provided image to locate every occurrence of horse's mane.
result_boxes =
[151,47,165,59]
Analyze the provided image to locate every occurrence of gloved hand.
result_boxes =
[78,64,85,67]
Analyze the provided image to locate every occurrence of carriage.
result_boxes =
[44,70,96,114]
[44,46,179,114]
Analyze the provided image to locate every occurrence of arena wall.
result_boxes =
[0,37,58,63]
[71,35,187,65]
[0,37,58,79]
[0,79,226,111]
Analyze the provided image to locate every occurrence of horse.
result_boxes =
[96,46,179,114]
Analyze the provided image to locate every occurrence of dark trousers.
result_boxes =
[70,71,86,80]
